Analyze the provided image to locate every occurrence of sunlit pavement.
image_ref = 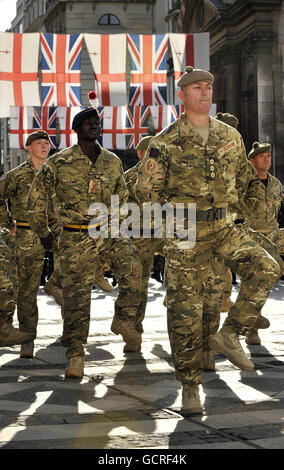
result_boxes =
[0,276,283,450]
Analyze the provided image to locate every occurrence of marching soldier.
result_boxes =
[135,66,280,416]
[27,107,143,378]
[244,141,284,344]
[0,131,62,358]
[124,135,164,352]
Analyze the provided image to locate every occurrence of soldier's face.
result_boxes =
[77,115,101,142]
[250,153,271,172]
[178,81,213,115]
[27,139,50,161]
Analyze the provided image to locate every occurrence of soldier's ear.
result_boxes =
[177,89,185,104]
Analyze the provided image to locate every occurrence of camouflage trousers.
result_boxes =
[164,220,281,385]
[202,257,227,353]
[59,232,142,358]
[131,237,164,333]
[0,236,16,326]
[14,229,45,337]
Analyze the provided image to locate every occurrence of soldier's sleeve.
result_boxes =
[135,140,168,204]
[235,138,260,219]
[27,161,56,239]
[47,196,61,239]
[0,173,15,230]
[114,160,129,206]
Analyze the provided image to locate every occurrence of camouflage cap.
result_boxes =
[248,142,271,159]
[72,107,100,131]
[215,112,239,129]
[136,135,153,152]
[177,65,214,88]
[25,130,50,147]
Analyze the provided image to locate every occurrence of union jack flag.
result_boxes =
[102,105,151,149]
[150,105,184,133]
[127,34,168,106]
[33,106,57,149]
[40,33,83,107]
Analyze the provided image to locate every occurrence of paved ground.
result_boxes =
[0,276,283,453]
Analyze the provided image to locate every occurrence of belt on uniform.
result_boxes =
[16,222,31,229]
[173,207,227,222]
[63,221,103,232]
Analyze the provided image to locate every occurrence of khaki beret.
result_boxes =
[248,142,271,159]
[177,65,214,88]
[72,107,99,131]
[25,130,50,147]
[136,135,153,152]
[215,112,239,129]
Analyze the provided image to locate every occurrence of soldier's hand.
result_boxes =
[40,232,54,250]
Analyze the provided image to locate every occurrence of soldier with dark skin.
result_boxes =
[27,108,143,378]
[135,66,281,416]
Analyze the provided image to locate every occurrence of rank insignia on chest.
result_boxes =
[88,179,97,193]
[218,141,237,156]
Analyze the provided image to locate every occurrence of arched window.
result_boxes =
[98,14,120,25]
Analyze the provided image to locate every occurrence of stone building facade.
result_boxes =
[1,0,171,173]
[176,0,284,181]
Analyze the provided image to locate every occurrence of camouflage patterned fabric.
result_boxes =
[0,159,46,337]
[28,144,142,359]
[136,114,280,385]
[124,162,164,333]
[0,227,16,326]
[245,173,284,256]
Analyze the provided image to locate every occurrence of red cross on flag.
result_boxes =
[85,34,127,106]
[9,106,34,149]
[102,105,151,149]
[0,33,40,118]
[169,33,210,104]
[150,105,184,133]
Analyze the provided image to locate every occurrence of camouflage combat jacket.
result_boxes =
[135,113,256,218]
[0,157,59,236]
[124,162,140,205]
[245,172,283,234]
[27,144,128,239]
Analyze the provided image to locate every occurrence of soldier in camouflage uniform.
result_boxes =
[27,108,143,378]
[0,226,34,347]
[136,66,281,416]
[124,135,164,352]
[0,131,62,358]
[244,141,284,344]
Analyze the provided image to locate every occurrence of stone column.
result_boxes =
[251,31,276,166]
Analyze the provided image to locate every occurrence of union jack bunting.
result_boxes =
[169,33,210,104]
[9,106,34,149]
[84,34,127,106]
[150,105,184,133]
[40,33,83,107]
[0,33,40,118]
[127,34,168,106]
[33,106,57,149]
[102,105,151,149]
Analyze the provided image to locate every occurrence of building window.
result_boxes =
[98,14,120,25]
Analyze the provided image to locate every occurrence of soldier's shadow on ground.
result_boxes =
[0,341,179,448]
